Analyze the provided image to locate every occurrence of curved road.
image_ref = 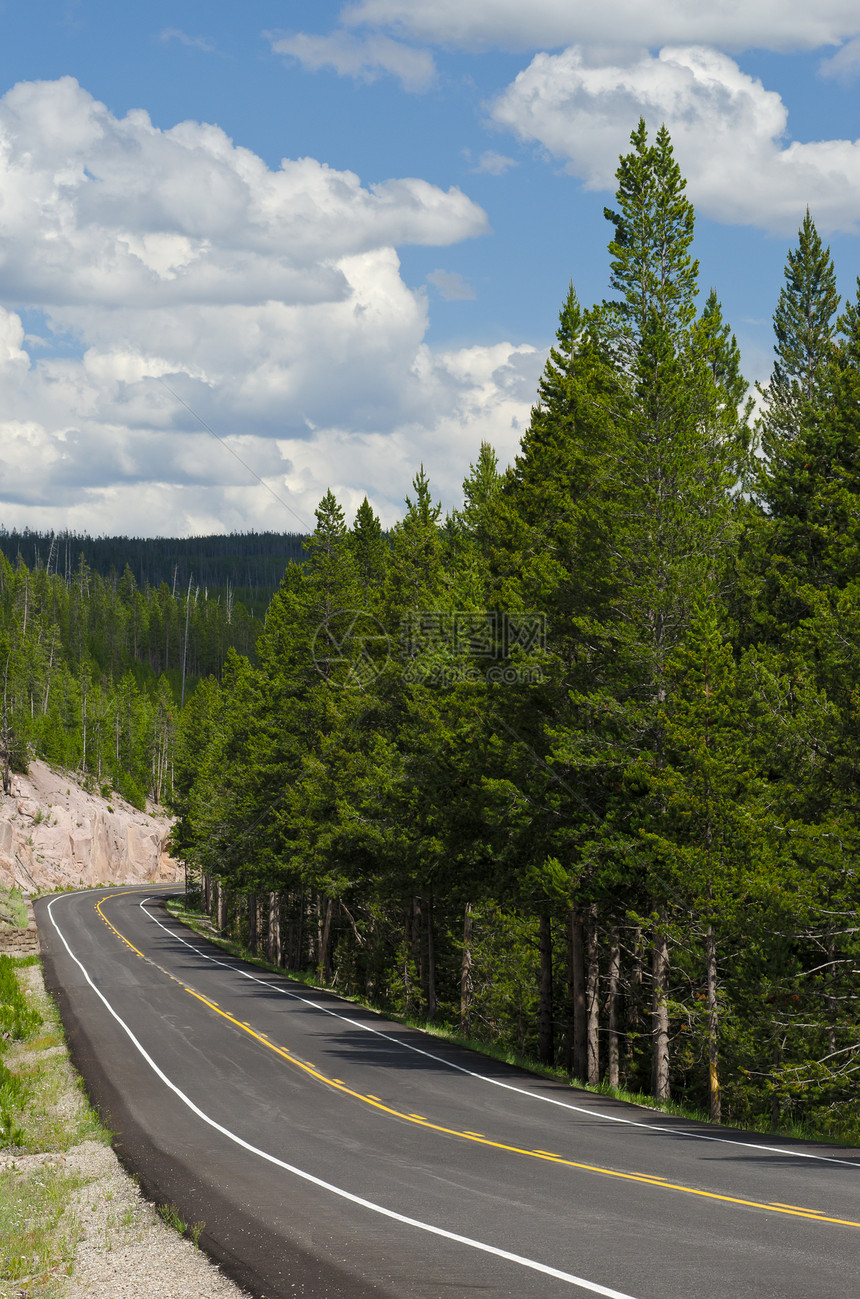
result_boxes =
[36,887,860,1299]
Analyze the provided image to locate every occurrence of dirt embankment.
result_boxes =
[0,760,180,898]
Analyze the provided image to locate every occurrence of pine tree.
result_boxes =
[760,209,840,473]
[563,120,742,1098]
[643,605,773,1120]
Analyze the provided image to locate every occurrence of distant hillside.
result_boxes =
[0,528,307,614]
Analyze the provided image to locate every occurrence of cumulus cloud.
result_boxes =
[491,45,860,234]
[340,0,860,54]
[427,269,476,300]
[269,30,436,91]
[0,78,536,536]
[0,77,485,312]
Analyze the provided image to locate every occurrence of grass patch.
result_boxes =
[157,1202,204,1248]
[0,1166,86,1298]
[0,958,112,1297]
[0,888,29,930]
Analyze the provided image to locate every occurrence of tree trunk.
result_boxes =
[318,895,334,982]
[625,926,643,1087]
[294,891,305,970]
[827,931,838,1059]
[247,891,257,954]
[426,894,437,1022]
[586,904,600,1086]
[216,880,228,935]
[538,912,554,1066]
[567,905,587,1082]
[256,893,265,957]
[607,924,621,1089]
[403,905,413,1015]
[460,902,474,1035]
[413,896,425,1016]
[706,923,721,1123]
[651,917,670,1100]
[268,891,282,967]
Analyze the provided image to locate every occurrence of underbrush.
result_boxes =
[166,894,860,1150]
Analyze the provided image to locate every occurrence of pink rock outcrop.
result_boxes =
[0,760,181,892]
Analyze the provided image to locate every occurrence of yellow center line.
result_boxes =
[95,893,860,1232]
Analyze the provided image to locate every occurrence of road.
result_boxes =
[36,886,860,1299]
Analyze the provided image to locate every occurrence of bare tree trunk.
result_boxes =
[460,902,473,1035]
[294,891,305,969]
[413,896,425,1016]
[217,880,228,935]
[318,895,334,982]
[201,872,210,916]
[426,893,437,1022]
[827,931,838,1059]
[625,926,642,1087]
[247,891,257,954]
[403,905,413,1015]
[651,916,670,1101]
[538,912,554,1066]
[606,924,621,1090]
[567,905,587,1082]
[706,923,720,1122]
[257,893,265,957]
[586,904,600,1086]
[268,891,282,966]
[1,657,11,797]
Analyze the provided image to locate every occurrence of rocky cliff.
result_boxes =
[0,760,180,893]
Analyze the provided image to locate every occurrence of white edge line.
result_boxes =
[46,892,638,1299]
[141,895,860,1170]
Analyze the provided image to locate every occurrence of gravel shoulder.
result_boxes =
[0,960,248,1299]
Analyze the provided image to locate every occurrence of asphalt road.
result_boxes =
[36,887,860,1299]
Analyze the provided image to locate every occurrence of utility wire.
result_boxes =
[156,377,312,533]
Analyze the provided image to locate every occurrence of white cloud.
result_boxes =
[427,269,476,300]
[491,45,860,234]
[0,78,538,536]
[0,77,485,312]
[473,150,518,175]
[819,36,860,81]
[269,30,436,91]
[159,28,216,54]
[341,0,860,54]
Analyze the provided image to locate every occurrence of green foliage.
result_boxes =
[0,956,42,1043]
[158,125,860,1142]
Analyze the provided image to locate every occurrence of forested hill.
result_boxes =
[0,529,306,614]
[0,545,267,810]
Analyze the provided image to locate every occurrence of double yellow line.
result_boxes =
[96,890,860,1232]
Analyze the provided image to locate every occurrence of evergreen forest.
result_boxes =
[0,550,261,807]
[6,121,860,1140]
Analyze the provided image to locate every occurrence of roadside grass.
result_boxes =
[0,954,110,1299]
[0,1168,84,1298]
[166,895,858,1149]
[0,887,29,929]
[157,1201,205,1248]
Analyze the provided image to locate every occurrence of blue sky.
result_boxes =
[0,1,859,536]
